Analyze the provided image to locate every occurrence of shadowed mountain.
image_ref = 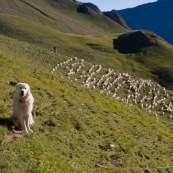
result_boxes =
[118,0,173,44]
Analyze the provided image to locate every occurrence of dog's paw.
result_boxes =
[24,130,29,133]
[29,129,33,133]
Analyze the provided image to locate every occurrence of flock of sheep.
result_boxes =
[51,57,173,119]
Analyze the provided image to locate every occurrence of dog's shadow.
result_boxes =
[0,117,13,130]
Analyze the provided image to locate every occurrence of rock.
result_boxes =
[9,81,17,86]
[110,144,116,148]
[77,3,101,14]
[113,30,164,53]
[71,162,78,169]
[95,163,106,168]
[103,11,130,29]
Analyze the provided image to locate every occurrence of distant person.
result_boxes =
[53,46,57,53]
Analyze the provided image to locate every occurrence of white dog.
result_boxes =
[10,83,34,133]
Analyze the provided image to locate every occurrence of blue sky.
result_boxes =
[79,0,157,11]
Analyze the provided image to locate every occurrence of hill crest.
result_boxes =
[113,30,165,53]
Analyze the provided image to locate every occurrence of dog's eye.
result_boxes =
[20,87,22,89]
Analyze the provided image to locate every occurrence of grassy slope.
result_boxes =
[1,12,173,88]
[1,0,173,89]
[0,0,126,35]
[0,0,173,172]
[0,35,173,173]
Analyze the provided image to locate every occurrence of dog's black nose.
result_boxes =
[20,90,24,96]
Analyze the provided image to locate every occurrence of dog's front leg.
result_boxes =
[26,115,33,132]
[19,116,28,133]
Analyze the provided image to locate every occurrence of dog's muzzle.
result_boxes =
[20,90,25,96]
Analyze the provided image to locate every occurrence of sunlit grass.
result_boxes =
[0,34,173,172]
[0,1,173,171]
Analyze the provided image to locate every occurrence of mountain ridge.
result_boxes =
[118,0,173,44]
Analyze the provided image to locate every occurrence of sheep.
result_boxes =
[52,57,173,119]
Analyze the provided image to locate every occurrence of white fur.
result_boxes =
[10,83,34,133]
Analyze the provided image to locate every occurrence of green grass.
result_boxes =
[0,1,173,172]
[1,13,173,89]
[1,11,173,87]
[0,34,173,173]
[0,0,126,35]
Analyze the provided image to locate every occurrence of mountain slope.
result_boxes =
[0,0,126,35]
[0,1,173,172]
[118,0,173,44]
[0,34,173,173]
[0,1,173,88]
[0,10,173,89]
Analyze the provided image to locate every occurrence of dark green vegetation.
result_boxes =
[0,0,173,172]
[113,30,163,53]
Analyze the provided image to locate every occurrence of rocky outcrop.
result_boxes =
[103,11,130,30]
[83,3,101,13]
[113,30,164,53]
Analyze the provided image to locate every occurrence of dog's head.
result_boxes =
[15,83,30,97]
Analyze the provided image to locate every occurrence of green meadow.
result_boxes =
[0,0,173,172]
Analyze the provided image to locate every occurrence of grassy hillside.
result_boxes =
[0,0,173,172]
[1,12,173,89]
[0,34,173,173]
[0,0,173,89]
[0,0,126,35]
